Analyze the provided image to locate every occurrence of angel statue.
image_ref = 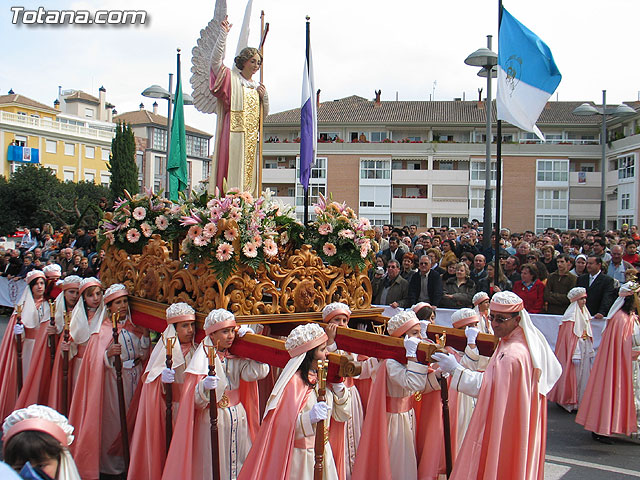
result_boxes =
[191,0,268,197]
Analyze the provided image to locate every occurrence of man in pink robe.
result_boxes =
[433,291,561,480]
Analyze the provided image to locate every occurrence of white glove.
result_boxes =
[13,324,24,336]
[431,352,462,375]
[330,382,346,395]
[202,375,219,391]
[161,368,175,384]
[419,320,430,339]
[309,401,329,424]
[465,327,480,345]
[404,336,421,358]
[237,325,254,337]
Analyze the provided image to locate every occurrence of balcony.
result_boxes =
[391,197,430,213]
[0,111,114,141]
[262,168,296,184]
[569,171,601,187]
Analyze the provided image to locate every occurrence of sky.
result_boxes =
[1,0,639,136]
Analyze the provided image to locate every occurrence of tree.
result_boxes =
[108,121,139,199]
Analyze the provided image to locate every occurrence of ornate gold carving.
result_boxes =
[101,240,372,315]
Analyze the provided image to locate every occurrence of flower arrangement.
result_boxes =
[99,189,181,254]
[306,193,375,270]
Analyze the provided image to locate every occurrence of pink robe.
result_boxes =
[0,314,20,422]
[547,321,580,406]
[576,310,638,435]
[450,327,547,480]
[14,319,55,408]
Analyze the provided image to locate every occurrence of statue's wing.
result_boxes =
[235,0,254,57]
[190,0,227,114]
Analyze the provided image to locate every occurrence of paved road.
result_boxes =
[0,313,638,478]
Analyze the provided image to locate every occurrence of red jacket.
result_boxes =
[512,279,545,313]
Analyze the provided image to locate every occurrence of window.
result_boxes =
[14,135,27,147]
[202,160,211,180]
[407,161,421,170]
[153,128,167,151]
[101,173,110,188]
[407,136,421,142]
[46,165,58,175]
[470,188,495,209]
[392,161,403,170]
[264,159,278,169]
[432,217,466,228]
[537,160,568,182]
[136,153,144,178]
[580,164,595,172]
[287,187,295,197]
[392,187,402,198]
[102,149,110,161]
[370,131,387,142]
[45,140,57,153]
[85,108,94,118]
[64,143,75,156]
[536,189,568,210]
[405,215,421,227]
[85,146,95,159]
[621,193,631,210]
[618,216,634,229]
[296,184,326,207]
[155,156,165,176]
[63,169,74,182]
[359,185,391,208]
[569,219,598,230]
[360,159,390,179]
[535,215,567,233]
[470,161,497,181]
[84,171,95,183]
[618,155,635,180]
[437,161,454,171]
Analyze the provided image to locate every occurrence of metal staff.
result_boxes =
[439,375,453,478]
[48,300,56,373]
[257,10,269,194]
[61,312,70,416]
[111,312,130,471]
[313,359,328,480]
[205,342,220,480]
[165,336,176,455]
[15,304,23,394]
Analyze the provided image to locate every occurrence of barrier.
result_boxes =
[0,277,27,308]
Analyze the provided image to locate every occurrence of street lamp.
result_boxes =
[573,90,635,232]
[465,36,498,250]
[142,60,194,196]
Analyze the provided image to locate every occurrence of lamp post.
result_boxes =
[465,35,498,250]
[142,56,194,196]
[573,91,635,232]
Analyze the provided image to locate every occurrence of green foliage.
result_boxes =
[0,164,111,235]
[108,122,139,199]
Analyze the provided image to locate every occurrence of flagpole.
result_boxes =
[494,0,503,284]
[303,16,311,227]
[258,11,265,196]
[481,34,493,252]
[165,71,173,198]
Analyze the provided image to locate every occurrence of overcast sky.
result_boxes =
[2,0,638,135]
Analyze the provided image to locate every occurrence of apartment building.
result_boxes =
[114,104,212,193]
[0,87,116,185]
[263,94,640,232]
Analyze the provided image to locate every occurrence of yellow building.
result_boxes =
[0,88,115,185]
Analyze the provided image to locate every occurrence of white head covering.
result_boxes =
[42,263,62,279]
[203,309,236,335]
[563,287,592,338]
[2,404,81,480]
[264,323,328,418]
[53,276,82,333]
[69,278,105,344]
[322,302,351,323]
[472,291,490,306]
[387,310,419,337]
[472,291,493,334]
[15,271,49,329]
[490,291,562,396]
[145,303,196,383]
[451,308,479,329]
[605,281,640,320]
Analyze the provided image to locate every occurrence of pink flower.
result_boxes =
[126,228,141,243]
[358,218,371,230]
[106,232,115,245]
[252,234,263,247]
[263,239,278,257]
[224,227,238,242]
[155,215,169,230]
[188,225,203,240]
[242,242,258,258]
[140,222,152,238]
[360,245,369,258]
[169,205,181,215]
[314,206,323,215]
[193,235,209,247]
[216,242,234,261]
[229,208,242,222]
[133,207,146,220]
[338,229,355,239]
[323,242,337,257]
[318,223,333,235]
[180,210,203,226]
[210,206,222,219]
[203,222,218,238]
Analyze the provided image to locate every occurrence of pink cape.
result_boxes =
[47,335,77,414]
[161,372,260,480]
[209,65,232,191]
[547,321,579,405]
[68,320,114,480]
[576,310,637,435]
[450,327,547,480]
[0,315,19,422]
[237,372,312,480]
[351,360,393,480]
[15,323,55,408]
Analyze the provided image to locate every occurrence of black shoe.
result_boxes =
[591,432,615,444]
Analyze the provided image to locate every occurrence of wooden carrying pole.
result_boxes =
[61,312,70,416]
[48,300,56,373]
[165,336,175,455]
[313,359,328,480]
[15,305,23,394]
[439,375,453,478]
[257,11,269,194]
[207,343,221,480]
[111,312,130,471]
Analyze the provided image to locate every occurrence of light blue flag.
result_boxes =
[497,7,562,139]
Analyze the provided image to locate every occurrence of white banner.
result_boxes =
[0,277,27,307]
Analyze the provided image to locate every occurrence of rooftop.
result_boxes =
[63,90,100,104]
[0,94,59,114]
[114,109,212,137]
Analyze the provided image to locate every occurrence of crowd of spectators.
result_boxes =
[370,221,639,316]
